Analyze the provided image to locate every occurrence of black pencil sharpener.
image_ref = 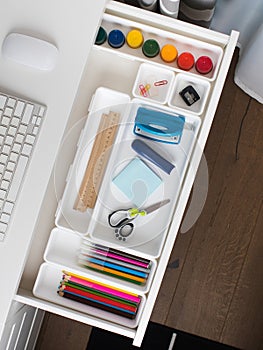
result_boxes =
[179,85,200,106]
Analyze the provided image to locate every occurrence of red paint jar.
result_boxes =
[195,55,213,74]
[177,52,195,71]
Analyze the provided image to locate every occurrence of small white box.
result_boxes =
[168,73,211,115]
[133,63,175,104]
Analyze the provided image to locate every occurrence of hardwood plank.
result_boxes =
[219,100,263,350]
[165,79,262,346]
[35,313,92,350]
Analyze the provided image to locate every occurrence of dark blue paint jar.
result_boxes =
[108,29,125,48]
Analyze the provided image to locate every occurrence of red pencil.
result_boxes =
[59,284,138,313]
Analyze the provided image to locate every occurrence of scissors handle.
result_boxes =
[108,209,136,228]
[114,222,134,241]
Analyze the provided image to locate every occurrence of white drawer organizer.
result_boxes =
[15,2,239,347]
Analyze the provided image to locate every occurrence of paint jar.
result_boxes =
[195,55,213,74]
[177,52,195,70]
[95,27,107,45]
[160,44,178,63]
[126,29,144,48]
[108,29,125,48]
[142,39,160,58]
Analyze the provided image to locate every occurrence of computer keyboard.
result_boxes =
[0,92,46,242]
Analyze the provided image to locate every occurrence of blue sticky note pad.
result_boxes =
[112,157,162,206]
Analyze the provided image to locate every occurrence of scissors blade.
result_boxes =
[144,199,170,214]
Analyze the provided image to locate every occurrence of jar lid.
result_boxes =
[108,29,125,48]
[195,56,213,74]
[142,39,160,58]
[95,27,107,45]
[126,29,144,49]
[177,52,195,70]
[160,44,178,63]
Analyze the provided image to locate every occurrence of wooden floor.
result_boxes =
[35,49,263,350]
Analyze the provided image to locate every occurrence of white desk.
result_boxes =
[0,1,238,347]
[0,0,107,340]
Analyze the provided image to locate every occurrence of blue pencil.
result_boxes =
[84,257,148,278]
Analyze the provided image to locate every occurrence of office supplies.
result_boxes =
[126,29,144,49]
[154,80,168,86]
[78,259,147,284]
[82,241,151,268]
[112,157,162,206]
[108,199,170,241]
[2,33,58,71]
[63,271,141,303]
[160,44,178,63]
[133,107,185,144]
[79,256,147,278]
[74,111,120,211]
[59,284,138,313]
[142,39,160,58]
[131,139,175,174]
[177,52,195,70]
[0,92,46,242]
[58,290,137,319]
[179,85,200,106]
[95,27,107,45]
[195,55,213,74]
[108,29,125,48]
[80,250,151,273]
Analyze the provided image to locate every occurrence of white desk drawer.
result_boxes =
[16,2,239,347]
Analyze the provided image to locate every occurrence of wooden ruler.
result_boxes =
[74,111,120,211]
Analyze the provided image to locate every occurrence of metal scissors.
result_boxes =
[108,199,170,241]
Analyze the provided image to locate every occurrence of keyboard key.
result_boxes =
[22,104,34,123]
[0,95,7,109]
[14,101,25,117]
[3,201,14,214]
[7,98,16,108]
[0,213,10,224]
[22,144,32,157]
[7,155,28,202]
[4,107,13,117]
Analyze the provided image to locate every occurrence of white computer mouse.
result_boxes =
[2,33,58,71]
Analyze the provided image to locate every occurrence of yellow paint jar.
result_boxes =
[126,29,144,49]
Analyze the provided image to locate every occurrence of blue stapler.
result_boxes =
[133,107,185,144]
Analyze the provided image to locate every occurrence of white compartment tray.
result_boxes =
[97,13,223,81]
[33,263,146,329]
[88,99,201,257]
[44,227,157,293]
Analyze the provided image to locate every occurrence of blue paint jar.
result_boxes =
[108,29,125,48]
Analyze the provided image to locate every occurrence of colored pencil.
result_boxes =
[79,263,144,285]
[80,256,148,278]
[59,284,138,313]
[58,291,136,319]
[60,280,138,307]
[80,250,151,273]
[62,271,141,303]
[82,241,150,268]
[78,260,146,284]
